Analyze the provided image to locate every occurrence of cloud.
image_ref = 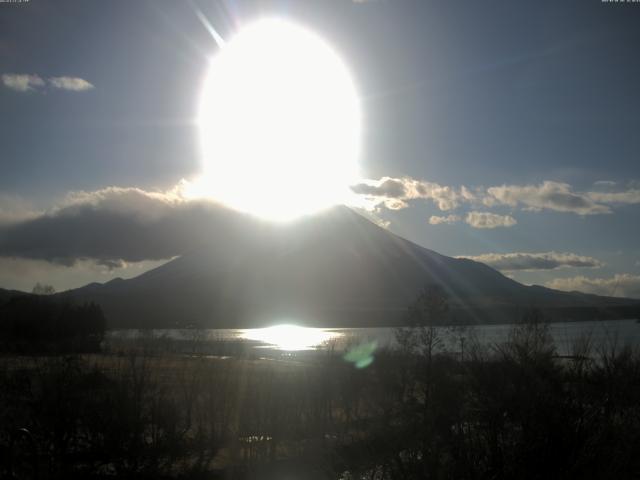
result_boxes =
[464,211,517,229]
[0,183,240,266]
[592,180,617,189]
[0,256,167,293]
[1,73,45,92]
[459,251,603,271]
[485,181,611,215]
[350,178,409,210]
[352,176,640,218]
[429,211,518,228]
[0,194,40,225]
[418,182,465,211]
[1,73,93,92]
[429,214,461,225]
[546,274,640,299]
[588,189,640,205]
[351,177,470,212]
[49,76,94,91]
[351,177,406,198]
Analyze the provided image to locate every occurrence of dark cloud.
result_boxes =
[351,178,407,198]
[350,177,466,211]
[0,186,242,266]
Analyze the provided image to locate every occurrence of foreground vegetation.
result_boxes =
[0,288,639,479]
[0,324,639,479]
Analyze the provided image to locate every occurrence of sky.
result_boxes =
[1,0,640,297]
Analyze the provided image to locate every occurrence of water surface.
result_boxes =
[108,319,640,356]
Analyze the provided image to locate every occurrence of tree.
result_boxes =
[401,284,449,360]
[32,283,56,295]
[502,307,555,363]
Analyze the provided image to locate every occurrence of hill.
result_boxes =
[0,287,30,306]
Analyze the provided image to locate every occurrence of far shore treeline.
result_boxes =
[0,292,105,353]
[1,285,639,337]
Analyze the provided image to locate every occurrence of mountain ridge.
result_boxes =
[49,206,638,328]
[3,206,638,328]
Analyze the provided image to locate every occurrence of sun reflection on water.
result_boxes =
[240,324,342,351]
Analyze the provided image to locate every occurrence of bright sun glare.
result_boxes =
[241,324,341,351]
[196,18,361,221]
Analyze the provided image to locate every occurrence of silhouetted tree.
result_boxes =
[396,284,449,359]
[31,283,55,295]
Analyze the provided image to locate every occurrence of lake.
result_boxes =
[108,318,640,357]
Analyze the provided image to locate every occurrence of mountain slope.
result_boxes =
[60,207,639,328]
[0,288,30,306]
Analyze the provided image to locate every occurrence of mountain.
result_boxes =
[0,288,30,305]
[58,206,639,328]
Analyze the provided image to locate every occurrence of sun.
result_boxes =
[196,18,361,221]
